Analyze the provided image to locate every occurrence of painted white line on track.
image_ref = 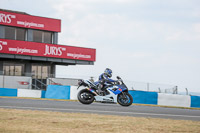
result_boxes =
[0,105,199,118]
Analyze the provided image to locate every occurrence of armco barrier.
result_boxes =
[45,85,70,100]
[0,86,200,108]
[129,90,158,105]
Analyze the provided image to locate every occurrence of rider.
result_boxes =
[97,68,117,94]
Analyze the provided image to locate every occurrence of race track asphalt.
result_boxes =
[0,98,200,121]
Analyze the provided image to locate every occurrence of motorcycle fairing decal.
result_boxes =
[108,85,127,95]
[118,88,122,92]
[94,96,114,102]
[109,88,121,95]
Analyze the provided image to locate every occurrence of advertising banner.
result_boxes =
[0,39,96,61]
[0,10,61,32]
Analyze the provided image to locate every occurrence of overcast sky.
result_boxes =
[1,0,200,92]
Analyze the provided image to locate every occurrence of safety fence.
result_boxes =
[0,86,200,108]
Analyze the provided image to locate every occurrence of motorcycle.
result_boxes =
[77,76,133,106]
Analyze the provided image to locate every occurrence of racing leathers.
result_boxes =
[97,73,117,94]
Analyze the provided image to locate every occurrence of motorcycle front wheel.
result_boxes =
[77,89,95,104]
[117,92,133,106]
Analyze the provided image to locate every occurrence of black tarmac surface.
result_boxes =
[0,98,200,121]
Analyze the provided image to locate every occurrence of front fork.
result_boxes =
[121,92,128,100]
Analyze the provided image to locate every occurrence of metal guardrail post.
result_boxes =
[173,86,178,94]
[185,88,188,95]
[158,87,161,93]
[147,83,149,91]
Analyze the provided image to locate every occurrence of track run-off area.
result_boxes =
[0,97,200,121]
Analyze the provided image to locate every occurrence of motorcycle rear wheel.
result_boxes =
[117,92,133,106]
[77,89,95,104]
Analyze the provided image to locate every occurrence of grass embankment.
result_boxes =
[0,108,200,133]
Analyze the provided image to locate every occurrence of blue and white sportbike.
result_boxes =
[77,76,133,106]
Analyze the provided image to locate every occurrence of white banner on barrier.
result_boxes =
[0,76,3,88]
[70,86,83,100]
[158,93,191,107]
[17,89,41,98]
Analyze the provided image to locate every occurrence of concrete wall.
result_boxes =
[128,90,193,108]
[0,86,200,108]
[129,90,158,105]
[158,93,191,107]
[17,89,42,98]
[47,78,78,86]
[0,76,31,89]
[70,86,80,100]
[0,88,17,97]
[45,85,70,100]
[0,76,3,88]
[0,76,79,89]
[191,96,200,108]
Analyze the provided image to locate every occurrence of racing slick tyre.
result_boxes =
[77,89,95,104]
[117,92,133,106]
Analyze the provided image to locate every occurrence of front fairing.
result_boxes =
[108,84,128,95]
[118,84,128,90]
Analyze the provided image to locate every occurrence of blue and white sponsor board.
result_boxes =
[129,90,158,105]
[0,86,200,108]
[17,89,42,98]
[45,85,70,100]
[157,93,191,107]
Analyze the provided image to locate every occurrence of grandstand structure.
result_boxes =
[0,9,96,89]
